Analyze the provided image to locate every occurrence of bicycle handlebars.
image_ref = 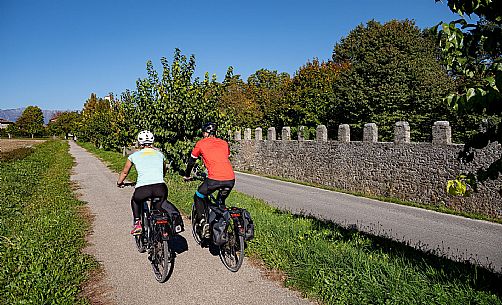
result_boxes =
[117,181,136,188]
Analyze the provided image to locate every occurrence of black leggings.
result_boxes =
[131,183,168,220]
[194,178,235,221]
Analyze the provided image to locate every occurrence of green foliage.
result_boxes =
[218,68,262,128]
[286,59,347,128]
[0,141,96,303]
[5,124,21,137]
[246,68,292,129]
[16,106,45,138]
[76,93,128,151]
[331,20,456,141]
[436,0,502,187]
[120,49,233,170]
[447,174,474,196]
[47,111,81,138]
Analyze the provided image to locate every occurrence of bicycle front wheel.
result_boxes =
[134,234,146,253]
[151,238,174,283]
[191,203,203,245]
[134,213,147,253]
[219,220,245,272]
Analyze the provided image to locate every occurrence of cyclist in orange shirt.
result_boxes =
[183,122,235,237]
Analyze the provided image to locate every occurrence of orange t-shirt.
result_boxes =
[191,137,235,181]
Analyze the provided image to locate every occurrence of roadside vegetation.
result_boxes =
[82,143,502,305]
[0,140,96,304]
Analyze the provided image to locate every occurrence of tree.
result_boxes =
[287,59,348,128]
[219,69,262,128]
[246,69,291,129]
[77,93,117,149]
[331,20,456,141]
[47,111,81,138]
[123,49,233,170]
[436,0,502,192]
[16,106,44,138]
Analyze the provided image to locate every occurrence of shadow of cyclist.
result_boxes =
[168,234,188,255]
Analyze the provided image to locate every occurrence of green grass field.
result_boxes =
[0,140,97,304]
[81,143,502,305]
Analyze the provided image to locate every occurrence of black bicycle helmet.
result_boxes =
[202,122,217,135]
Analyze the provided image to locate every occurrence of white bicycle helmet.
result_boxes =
[137,130,154,145]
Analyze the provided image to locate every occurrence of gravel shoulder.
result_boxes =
[69,141,315,305]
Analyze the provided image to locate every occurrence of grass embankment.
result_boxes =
[81,143,502,305]
[0,141,97,304]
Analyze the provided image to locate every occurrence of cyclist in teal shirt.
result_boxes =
[117,130,168,235]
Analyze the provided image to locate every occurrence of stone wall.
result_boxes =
[231,122,502,219]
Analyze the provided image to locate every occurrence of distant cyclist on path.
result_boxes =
[183,122,235,237]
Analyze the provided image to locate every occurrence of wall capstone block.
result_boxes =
[316,125,328,142]
[244,128,252,140]
[363,123,378,142]
[234,130,241,141]
[268,127,276,141]
[432,121,452,145]
[282,127,291,141]
[338,124,350,142]
[298,126,305,141]
[394,121,410,144]
[255,127,263,141]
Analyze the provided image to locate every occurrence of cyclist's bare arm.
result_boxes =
[117,159,133,186]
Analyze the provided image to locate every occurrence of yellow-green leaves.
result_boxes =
[447,175,473,196]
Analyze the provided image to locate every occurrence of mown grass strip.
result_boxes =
[0,140,97,304]
[80,143,502,305]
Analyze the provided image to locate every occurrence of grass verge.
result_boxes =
[79,142,502,305]
[0,140,97,304]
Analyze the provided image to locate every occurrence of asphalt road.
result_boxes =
[69,141,314,305]
[234,172,502,273]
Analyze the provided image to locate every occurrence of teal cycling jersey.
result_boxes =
[128,148,165,188]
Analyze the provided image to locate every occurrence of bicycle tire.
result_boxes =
[151,238,174,283]
[191,203,203,245]
[219,219,245,272]
[135,235,146,253]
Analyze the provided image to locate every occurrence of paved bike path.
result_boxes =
[234,172,502,273]
[69,141,314,305]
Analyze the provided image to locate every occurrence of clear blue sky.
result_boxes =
[0,0,460,111]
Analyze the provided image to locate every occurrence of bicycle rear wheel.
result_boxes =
[219,220,245,272]
[150,237,174,283]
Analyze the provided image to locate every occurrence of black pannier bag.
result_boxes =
[160,200,185,233]
[208,206,230,246]
[241,209,254,241]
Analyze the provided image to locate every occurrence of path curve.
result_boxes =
[69,141,314,305]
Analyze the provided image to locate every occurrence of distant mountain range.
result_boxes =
[0,108,65,125]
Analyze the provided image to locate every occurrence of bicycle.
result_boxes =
[121,182,175,283]
[187,175,246,272]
